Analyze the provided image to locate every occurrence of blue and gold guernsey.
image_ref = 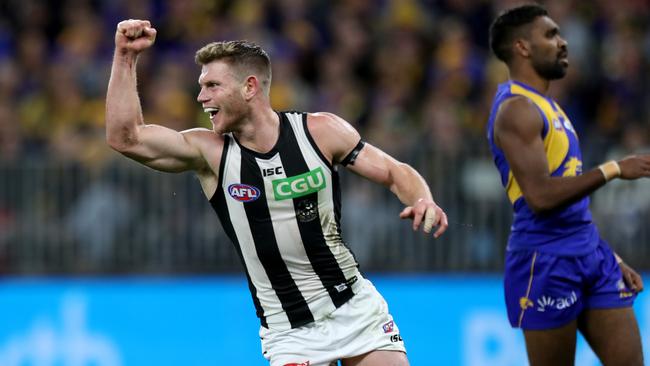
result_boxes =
[487,80,599,256]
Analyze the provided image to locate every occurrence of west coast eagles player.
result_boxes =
[487,4,650,366]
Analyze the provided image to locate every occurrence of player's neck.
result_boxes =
[509,68,550,95]
[234,105,280,153]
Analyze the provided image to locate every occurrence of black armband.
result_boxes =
[340,140,366,166]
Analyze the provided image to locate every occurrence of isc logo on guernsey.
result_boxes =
[228,183,261,202]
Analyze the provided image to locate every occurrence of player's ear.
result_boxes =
[242,75,259,101]
[514,38,531,58]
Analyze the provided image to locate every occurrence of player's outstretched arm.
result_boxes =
[106,19,209,173]
[306,112,448,238]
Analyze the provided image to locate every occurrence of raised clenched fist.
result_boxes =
[115,19,157,55]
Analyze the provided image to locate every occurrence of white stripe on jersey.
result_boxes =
[222,142,290,326]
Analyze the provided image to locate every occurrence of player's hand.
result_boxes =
[115,19,157,55]
[618,154,650,180]
[619,260,644,293]
[399,198,448,238]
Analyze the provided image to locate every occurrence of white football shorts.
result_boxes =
[259,278,406,366]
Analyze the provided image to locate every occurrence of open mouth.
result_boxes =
[204,107,220,118]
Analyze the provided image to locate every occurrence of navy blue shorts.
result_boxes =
[504,239,636,330]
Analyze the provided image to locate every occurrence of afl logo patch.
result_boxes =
[228,184,261,202]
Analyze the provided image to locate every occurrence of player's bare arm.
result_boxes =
[307,112,448,238]
[106,19,216,175]
[495,96,611,213]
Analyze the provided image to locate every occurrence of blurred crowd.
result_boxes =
[1,0,649,164]
[1,0,650,272]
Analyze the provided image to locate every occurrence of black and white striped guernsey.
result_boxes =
[209,111,362,330]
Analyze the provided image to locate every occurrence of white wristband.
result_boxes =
[598,161,621,182]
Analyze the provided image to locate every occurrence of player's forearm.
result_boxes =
[389,163,433,206]
[105,52,145,151]
[523,169,607,213]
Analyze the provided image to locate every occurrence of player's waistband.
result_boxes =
[264,272,366,331]
[508,223,599,256]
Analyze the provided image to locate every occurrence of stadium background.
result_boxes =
[0,0,649,364]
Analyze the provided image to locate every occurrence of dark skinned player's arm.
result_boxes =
[494,96,607,214]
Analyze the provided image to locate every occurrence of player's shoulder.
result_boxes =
[306,112,357,135]
[304,112,361,164]
[497,95,539,119]
[307,111,338,123]
[181,127,224,142]
[180,127,226,158]
[495,95,543,131]
[180,128,226,176]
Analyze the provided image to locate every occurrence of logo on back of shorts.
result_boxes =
[272,167,326,201]
[284,362,310,366]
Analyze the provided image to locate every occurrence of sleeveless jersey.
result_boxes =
[209,111,361,330]
[486,80,598,255]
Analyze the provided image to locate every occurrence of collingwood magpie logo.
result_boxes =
[297,199,318,222]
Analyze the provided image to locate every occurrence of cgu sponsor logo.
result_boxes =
[272,167,326,201]
[536,291,577,312]
[228,183,261,202]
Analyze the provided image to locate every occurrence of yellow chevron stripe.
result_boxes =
[505,84,569,203]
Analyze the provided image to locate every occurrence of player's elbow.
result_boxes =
[524,193,556,214]
[106,126,139,153]
[527,201,550,214]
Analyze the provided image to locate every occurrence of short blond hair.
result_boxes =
[195,40,271,90]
